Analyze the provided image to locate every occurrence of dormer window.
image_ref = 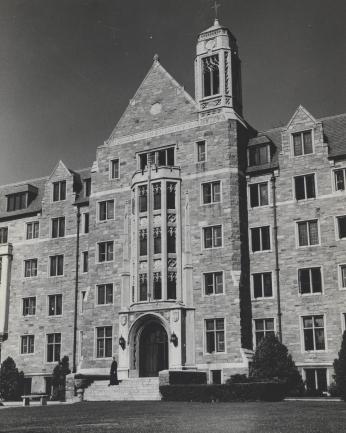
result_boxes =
[202,55,220,97]
[53,181,66,202]
[7,192,28,211]
[248,144,270,167]
[138,147,175,170]
[292,130,313,156]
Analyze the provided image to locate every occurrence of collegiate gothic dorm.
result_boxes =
[0,18,346,397]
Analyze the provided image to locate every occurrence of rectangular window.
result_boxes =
[154,227,161,254]
[297,220,319,246]
[334,169,346,192]
[248,145,270,166]
[167,272,177,299]
[98,241,114,262]
[111,159,119,179]
[139,274,147,301]
[82,251,88,273]
[249,183,269,207]
[84,178,91,197]
[96,326,112,358]
[99,200,114,221]
[204,272,223,295]
[253,273,272,298]
[293,130,313,156]
[202,181,221,204]
[305,368,327,394]
[153,183,161,210]
[47,333,61,362]
[26,222,39,240]
[167,227,176,254]
[294,174,316,200]
[298,267,322,294]
[251,226,271,252]
[83,213,89,234]
[97,284,113,305]
[203,55,220,97]
[303,315,325,351]
[337,216,346,239]
[205,318,225,353]
[52,181,66,202]
[49,255,64,276]
[139,147,175,169]
[203,225,222,249]
[153,272,162,300]
[166,183,176,210]
[340,265,346,289]
[48,294,62,316]
[197,141,206,162]
[139,229,147,256]
[0,227,8,244]
[7,192,28,211]
[24,259,37,278]
[23,297,36,316]
[51,217,65,238]
[139,185,148,212]
[21,335,34,354]
[254,318,275,346]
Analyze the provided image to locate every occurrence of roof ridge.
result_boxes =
[318,112,346,122]
[0,175,48,189]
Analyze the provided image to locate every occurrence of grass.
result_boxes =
[0,400,345,433]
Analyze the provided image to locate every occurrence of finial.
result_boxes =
[153,53,159,62]
[211,1,221,21]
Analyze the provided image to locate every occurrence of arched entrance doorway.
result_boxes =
[139,321,168,377]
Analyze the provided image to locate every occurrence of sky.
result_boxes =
[0,0,346,184]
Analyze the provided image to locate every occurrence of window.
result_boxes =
[49,255,64,276]
[298,268,322,294]
[96,326,112,358]
[139,185,147,212]
[48,294,62,316]
[153,272,162,300]
[139,147,175,169]
[203,226,222,249]
[154,227,161,254]
[305,369,327,394]
[167,183,176,209]
[84,178,91,197]
[251,226,271,252]
[82,251,88,273]
[52,181,66,202]
[248,145,270,166]
[294,174,316,200]
[24,259,37,277]
[302,315,325,351]
[7,192,27,211]
[98,241,114,262]
[83,213,89,234]
[197,141,206,162]
[297,220,319,246]
[254,318,275,346]
[202,55,220,97]
[97,284,113,305]
[51,217,65,238]
[202,181,221,204]
[99,200,114,221]
[334,169,346,192]
[139,229,147,256]
[293,130,313,156]
[21,335,34,354]
[167,272,177,300]
[340,265,346,289]
[111,159,119,179]
[336,216,346,239]
[0,227,8,244]
[23,297,36,316]
[139,273,147,301]
[26,222,39,240]
[204,272,223,295]
[47,333,61,362]
[205,318,225,353]
[253,273,272,298]
[153,183,161,210]
[167,227,176,253]
[249,183,269,207]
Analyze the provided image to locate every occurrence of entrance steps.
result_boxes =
[83,377,161,401]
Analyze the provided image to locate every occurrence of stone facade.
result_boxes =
[0,19,345,395]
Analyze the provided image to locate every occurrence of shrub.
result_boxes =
[333,331,346,400]
[250,335,304,396]
[51,356,71,401]
[161,371,207,385]
[0,357,24,401]
[226,374,249,384]
[160,382,286,402]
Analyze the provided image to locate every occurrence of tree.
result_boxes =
[0,357,24,401]
[51,356,71,401]
[333,331,346,400]
[250,334,304,396]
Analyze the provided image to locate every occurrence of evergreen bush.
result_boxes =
[51,355,71,401]
[0,357,24,401]
[333,331,346,400]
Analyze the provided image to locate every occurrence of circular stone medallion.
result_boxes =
[150,102,162,115]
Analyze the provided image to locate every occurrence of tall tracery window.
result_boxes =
[139,186,147,212]
[139,229,147,256]
[203,55,220,97]
[167,227,176,253]
[153,183,161,210]
[154,227,161,254]
[139,273,148,301]
[167,183,176,209]
[153,272,162,300]
[167,272,176,299]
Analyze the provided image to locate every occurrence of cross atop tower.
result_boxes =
[211,1,221,20]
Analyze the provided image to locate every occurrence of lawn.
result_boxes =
[0,401,345,433]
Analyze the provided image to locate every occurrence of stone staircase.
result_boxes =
[83,377,161,401]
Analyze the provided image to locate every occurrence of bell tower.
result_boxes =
[194,18,243,119]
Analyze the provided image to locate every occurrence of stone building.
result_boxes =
[0,18,345,396]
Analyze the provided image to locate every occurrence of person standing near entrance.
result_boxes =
[109,356,119,386]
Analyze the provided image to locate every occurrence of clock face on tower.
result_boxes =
[205,39,216,51]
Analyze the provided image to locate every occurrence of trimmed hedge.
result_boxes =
[165,371,207,385]
[160,382,286,402]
